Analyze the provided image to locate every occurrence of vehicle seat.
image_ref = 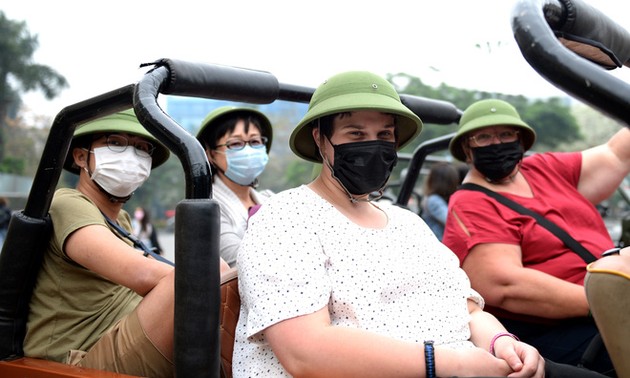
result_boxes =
[584,257,630,377]
[0,211,52,360]
[219,267,239,378]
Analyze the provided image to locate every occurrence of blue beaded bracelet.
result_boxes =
[424,340,435,378]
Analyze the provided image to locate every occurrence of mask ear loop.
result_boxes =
[316,122,382,204]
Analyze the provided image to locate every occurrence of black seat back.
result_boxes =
[0,211,51,359]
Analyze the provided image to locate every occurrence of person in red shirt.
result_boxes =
[442,99,630,376]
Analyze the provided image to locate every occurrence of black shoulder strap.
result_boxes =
[101,211,175,267]
[459,183,597,263]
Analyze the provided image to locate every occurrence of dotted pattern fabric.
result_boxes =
[234,185,482,376]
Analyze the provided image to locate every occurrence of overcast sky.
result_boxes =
[3,0,630,119]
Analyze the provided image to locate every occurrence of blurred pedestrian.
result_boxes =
[421,162,459,240]
[132,206,163,255]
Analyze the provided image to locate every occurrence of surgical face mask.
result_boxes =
[223,146,269,186]
[328,139,398,196]
[88,147,151,198]
[471,140,524,182]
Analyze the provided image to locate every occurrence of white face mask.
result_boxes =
[88,147,152,198]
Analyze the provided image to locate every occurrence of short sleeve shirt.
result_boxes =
[443,152,613,284]
[213,176,273,267]
[24,188,141,362]
[234,185,483,377]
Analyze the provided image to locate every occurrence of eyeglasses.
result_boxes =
[102,134,155,157]
[215,136,268,151]
[468,130,519,147]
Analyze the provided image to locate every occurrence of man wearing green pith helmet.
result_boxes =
[443,98,630,375]
[23,109,228,377]
[233,72,548,377]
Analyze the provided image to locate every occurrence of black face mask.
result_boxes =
[328,139,398,196]
[471,141,524,182]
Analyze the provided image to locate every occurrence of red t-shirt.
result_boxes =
[443,151,613,285]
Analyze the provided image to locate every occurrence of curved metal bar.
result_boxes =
[0,86,135,360]
[23,86,135,219]
[277,83,313,103]
[395,133,455,207]
[512,0,630,127]
[400,95,462,125]
[134,66,212,199]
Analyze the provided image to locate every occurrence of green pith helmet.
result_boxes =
[289,71,423,163]
[63,109,170,174]
[449,99,537,162]
[196,106,273,152]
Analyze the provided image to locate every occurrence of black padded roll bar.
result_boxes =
[394,133,457,207]
[400,96,461,125]
[512,0,630,126]
[133,59,291,377]
[0,86,136,361]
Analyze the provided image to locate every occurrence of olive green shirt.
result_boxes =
[23,188,141,362]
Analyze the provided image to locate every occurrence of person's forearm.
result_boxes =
[274,325,425,377]
[269,319,508,377]
[467,301,509,350]
[489,268,589,318]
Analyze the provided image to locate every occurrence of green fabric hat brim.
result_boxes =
[196,106,273,152]
[64,110,170,174]
[290,92,422,163]
[449,109,536,162]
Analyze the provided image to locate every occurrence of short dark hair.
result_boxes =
[424,162,459,201]
[198,112,267,150]
[310,112,399,143]
[197,112,268,177]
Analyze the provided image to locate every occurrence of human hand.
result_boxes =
[493,338,545,377]
[437,347,513,377]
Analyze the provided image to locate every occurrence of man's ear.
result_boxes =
[72,147,88,170]
[312,126,321,150]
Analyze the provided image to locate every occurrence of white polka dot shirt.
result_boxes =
[234,185,483,376]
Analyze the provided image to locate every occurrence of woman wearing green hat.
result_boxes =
[23,109,228,377]
[442,98,630,375]
[196,106,274,267]
[232,72,554,377]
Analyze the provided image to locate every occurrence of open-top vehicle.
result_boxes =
[1,0,629,376]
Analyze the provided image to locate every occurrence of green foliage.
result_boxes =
[563,104,622,151]
[0,11,67,162]
[520,99,581,151]
[0,157,24,174]
[3,113,49,175]
[388,73,581,153]
[276,160,316,190]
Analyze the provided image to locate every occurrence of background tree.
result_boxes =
[0,11,67,168]
[388,73,581,154]
[4,110,49,176]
